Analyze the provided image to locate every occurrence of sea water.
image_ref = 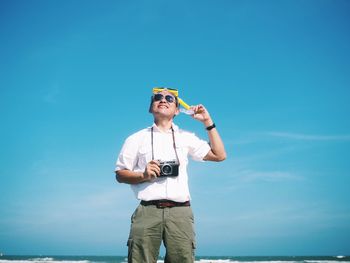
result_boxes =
[0,255,349,263]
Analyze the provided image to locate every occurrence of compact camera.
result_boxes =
[159,160,179,177]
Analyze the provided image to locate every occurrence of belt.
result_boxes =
[140,199,191,208]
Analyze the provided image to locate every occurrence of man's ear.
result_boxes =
[148,96,154,113]
[174,108,180,116]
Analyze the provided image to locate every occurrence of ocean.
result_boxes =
[0,255,349,263]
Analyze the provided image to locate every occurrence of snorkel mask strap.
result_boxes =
[152,87,179,97]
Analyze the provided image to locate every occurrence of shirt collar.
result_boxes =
[152,122,179,133]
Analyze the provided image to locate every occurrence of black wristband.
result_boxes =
[206,123,216,131]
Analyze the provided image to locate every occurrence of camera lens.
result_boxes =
[162,165,172,175]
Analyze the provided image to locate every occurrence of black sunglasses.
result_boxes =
[153,93,176,103]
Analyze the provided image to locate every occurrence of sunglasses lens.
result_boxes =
[165,95,175,103]
[153,94,175,103]
[154,94,163,101]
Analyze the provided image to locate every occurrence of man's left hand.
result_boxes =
[191,104,212,126]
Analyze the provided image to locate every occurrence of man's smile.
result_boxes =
[158,104,169,109]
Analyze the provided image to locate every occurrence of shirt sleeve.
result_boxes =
[186,132,211,161]
[115,134,140,171]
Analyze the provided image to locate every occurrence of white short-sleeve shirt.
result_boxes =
[115,123,211,202]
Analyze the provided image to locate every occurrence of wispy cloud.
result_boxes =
[266,132,350,141]
[237,169,304,183]
[43,83,60,104]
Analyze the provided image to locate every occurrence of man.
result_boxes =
[115,87,226,263]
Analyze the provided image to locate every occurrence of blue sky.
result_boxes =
[1,0,350,257]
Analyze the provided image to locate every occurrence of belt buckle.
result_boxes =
[157,201,170,208]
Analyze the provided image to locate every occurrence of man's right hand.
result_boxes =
[143,160,161,181]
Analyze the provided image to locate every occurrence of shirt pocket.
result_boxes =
[137,145,153,168]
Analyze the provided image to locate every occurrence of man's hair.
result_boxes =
[148,95,179,113]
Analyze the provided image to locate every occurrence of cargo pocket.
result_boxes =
[127,238,133,263]
[192,240,196,261]
[130,204,143,223]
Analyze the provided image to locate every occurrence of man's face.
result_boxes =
[151,90,179,118]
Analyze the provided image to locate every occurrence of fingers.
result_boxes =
[191,104,206,114]
[190,104,211,123]
[144,160,160,180]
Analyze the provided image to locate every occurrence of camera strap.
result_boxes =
[151,126,180,165]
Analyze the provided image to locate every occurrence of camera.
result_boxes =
[159,160,179,177]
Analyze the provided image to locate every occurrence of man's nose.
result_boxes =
[159,97,167,102]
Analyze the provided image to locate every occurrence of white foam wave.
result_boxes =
[157,260,234,263]
[0,260,90,263]
[30,259,55,262]
[192,261,350,263]
[197,260,232,263]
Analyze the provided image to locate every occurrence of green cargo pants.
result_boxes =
[127,203,196,263]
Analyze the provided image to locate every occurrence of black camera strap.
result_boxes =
[151,126,180,165]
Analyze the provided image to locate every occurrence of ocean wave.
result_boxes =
[156,261,233,263]
[197,260,232,263]
[0,259,90,263]
[1,257,349,263]
[157,261,240,263]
